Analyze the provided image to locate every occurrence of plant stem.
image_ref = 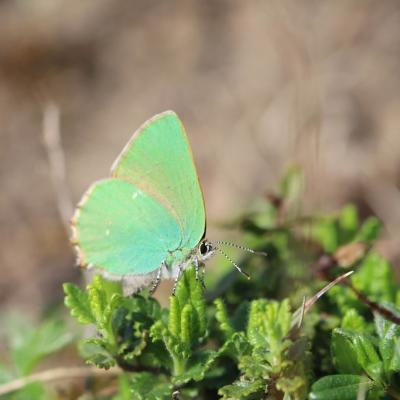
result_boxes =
[172,356,186,376]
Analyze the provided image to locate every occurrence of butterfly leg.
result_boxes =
[193,258,206,290]
[201,263,206,290]
[194,257,200,281]
[149,265,163,295]
[172,265,183,295]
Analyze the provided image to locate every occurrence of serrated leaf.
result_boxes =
[87,275,123,329]
[309,375,373,400]
[220,332,252,362]
[276,376,304,394]
[172,349,221,385]
[114,372,172,400]
[247,299,291,352]
[214,299,234,339]
[353,253,397,304]
[78,339,115,369]
[231,301,250,333]
[180,304,194,347]
[168,295,180,338]
[85,352,116,369]
[63,283,95,324]
[341,309,367,332]
[219,378,265,399]
[175,267,207,339]
[88,286,107,327]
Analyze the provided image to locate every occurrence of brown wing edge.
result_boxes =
[70,178,111,269]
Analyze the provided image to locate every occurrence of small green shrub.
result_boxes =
[1,167,399,399]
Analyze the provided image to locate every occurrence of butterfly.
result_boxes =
[71,111,263,293]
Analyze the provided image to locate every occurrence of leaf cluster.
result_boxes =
[3,166,400,399]
[60,166,400,399]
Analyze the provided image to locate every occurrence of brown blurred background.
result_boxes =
[1,0,400,314]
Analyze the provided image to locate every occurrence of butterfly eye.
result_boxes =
[199,241,212,256]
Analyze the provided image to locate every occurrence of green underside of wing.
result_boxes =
[74,179,181,275]
[112,111,206,250]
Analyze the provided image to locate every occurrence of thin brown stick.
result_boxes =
[346,282,400,325]
[0,366,120,396]
[42,102,74,233]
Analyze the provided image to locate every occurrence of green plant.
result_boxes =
[2,166,399,399]
[0,314,74,399]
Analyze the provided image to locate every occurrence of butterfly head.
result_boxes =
[197,239,215,262]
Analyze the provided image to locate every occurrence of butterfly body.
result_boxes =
[71,111,214,288]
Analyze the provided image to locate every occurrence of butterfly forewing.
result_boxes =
[111,111,206,249]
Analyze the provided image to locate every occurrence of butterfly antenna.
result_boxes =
[216,247,250,279]
[216,241,267,257]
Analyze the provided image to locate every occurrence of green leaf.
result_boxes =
[150,267,209,376]
[88,280,109,326]
[332,329,385,385]
[331,329,363,375]
[150,320,189,376]
[352,335,383,383]
[63,283,95,324]
[78,339,115,369]
[113,372,172,400]
[276,376,304,395]
[220,332,252,363]
[339,205,358,233]
[353,253,397,304]
[87,275,123,326]
[175,266,207,339]
[11,318,74,376]
[341,309,367,332]
[375,313,400,372]
[172,349,221,385]
[355,217,381,243]
[231,301,250,333]
[247,299,291,353]
[219,378,265,400]
[14,381,46,400]
[214,299,234,339]
[309,375,373,400]
[168,295,181,338]
[390,338,400,372]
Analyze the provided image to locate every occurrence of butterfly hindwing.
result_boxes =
[111,111,206,250]
[72,179,181,275]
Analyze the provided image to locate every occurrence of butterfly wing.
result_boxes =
[72,179,181,275]
[111,111,206,250]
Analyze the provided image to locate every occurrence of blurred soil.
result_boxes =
[1,0,400,313]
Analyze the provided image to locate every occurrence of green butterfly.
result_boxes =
[71,111,259,293]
